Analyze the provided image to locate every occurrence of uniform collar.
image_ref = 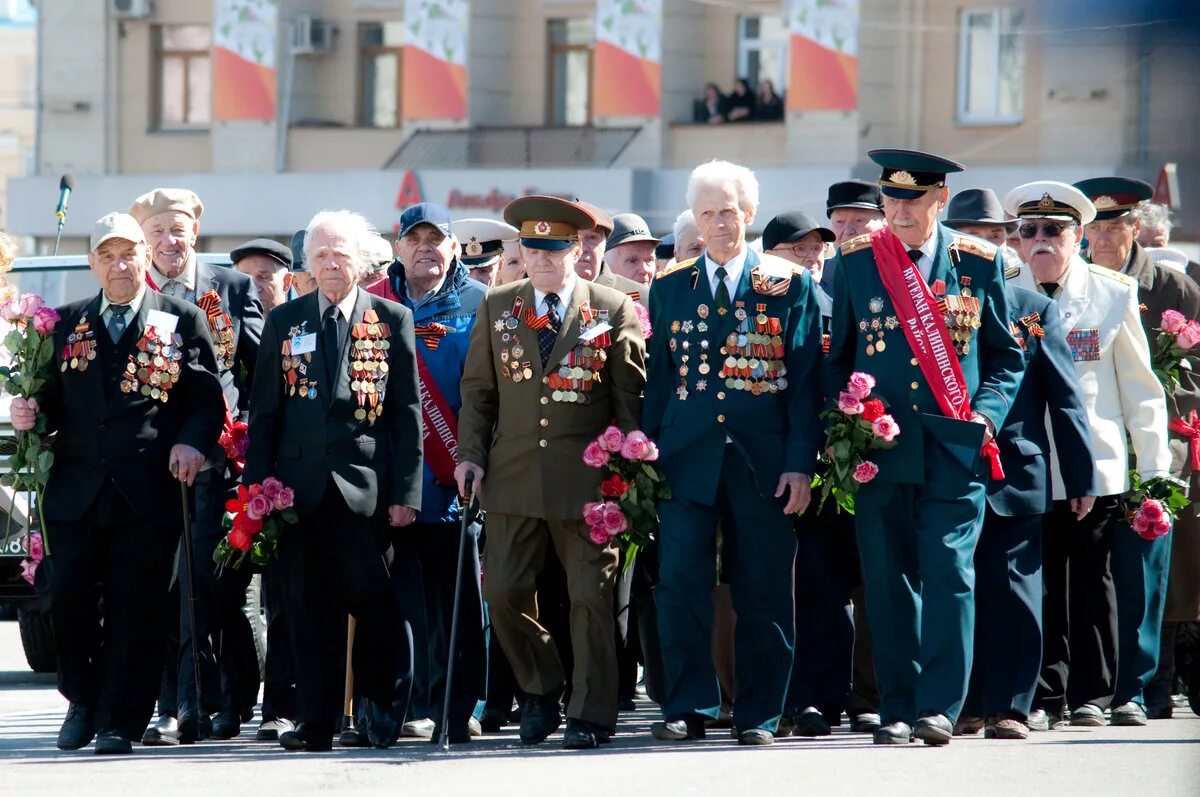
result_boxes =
[534,271,577,314]
[150,252,197,292]
[704,247,748,286]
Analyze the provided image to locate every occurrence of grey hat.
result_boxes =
[606,213,660,249]
[945,188,1016,231]
[90,212,145,253]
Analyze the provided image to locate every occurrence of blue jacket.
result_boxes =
[987,286,1095,516]
[369,258,486,522]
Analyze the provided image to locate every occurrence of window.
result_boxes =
[737,15,789,94]
[957,8,1025,124]
[359,21,405,128]
[154,26,211,130]
[547,18,592,126]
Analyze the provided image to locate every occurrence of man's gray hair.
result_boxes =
[685,160,760,214]
[1135,200,1172,231]
[672,209,697,242]
[305,209,379,281]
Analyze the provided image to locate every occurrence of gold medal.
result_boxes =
[355,408,367,420]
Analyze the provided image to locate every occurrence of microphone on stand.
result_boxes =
[52,174,74,256]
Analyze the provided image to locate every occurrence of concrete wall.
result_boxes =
[0,21,35,228]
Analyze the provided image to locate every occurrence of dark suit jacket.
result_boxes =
[244,287,422,518]
[38,291,225,524]
[987,287,1094,516]
[192,260,264,417]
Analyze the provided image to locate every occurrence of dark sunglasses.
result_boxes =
[1018,221,1073,239]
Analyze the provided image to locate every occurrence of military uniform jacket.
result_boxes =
[1010,256,1170,498]
[244,288,423,518]
[823,225,1024,491]
[38,291,225,524]
[593,266,647,306]
[987,286,1094,516]
[457,278,646,520]
[642,249,823,504]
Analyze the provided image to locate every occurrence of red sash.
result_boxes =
[871,228,1004,479]
[415,351,460,486]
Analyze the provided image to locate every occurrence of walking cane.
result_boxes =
[176,477,204,737]
[341,616,357,738]
[438,472,477,752]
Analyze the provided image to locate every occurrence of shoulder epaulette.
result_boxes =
[1004,264,1021,280]
[840,234,872,255]
[1088,262,1137,287]
[951,234,998,260]
[656,256,699,279]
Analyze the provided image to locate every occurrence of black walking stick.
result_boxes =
[176,475,205,738]
[438,472,477,752]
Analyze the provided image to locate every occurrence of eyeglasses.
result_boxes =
[775,240,826,257]
[1018,221,1073,239]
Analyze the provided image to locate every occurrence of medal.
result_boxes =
[697,304,709,319]
[868,297,884,313]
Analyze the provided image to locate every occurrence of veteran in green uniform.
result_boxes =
[456,196,647,750]
[824,149,1024,746]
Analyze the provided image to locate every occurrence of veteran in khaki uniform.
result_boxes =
[456,196,647,750]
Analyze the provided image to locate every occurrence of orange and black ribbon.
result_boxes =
[414,322,449,351]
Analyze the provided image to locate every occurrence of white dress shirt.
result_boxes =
[704,248,748,299]
[152,255,198,300]
[908,231,939,283]
[534,271,577,318]
[101,285,147,325]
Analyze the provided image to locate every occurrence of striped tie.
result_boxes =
[538,293,561,367]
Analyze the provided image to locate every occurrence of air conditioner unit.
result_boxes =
[110,0,152,19]
[291,16,336,55]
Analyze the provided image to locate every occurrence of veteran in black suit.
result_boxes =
[243,210,422,752]
[12,213,224,755]
[131,188,266,744]
[959,284,1095,739]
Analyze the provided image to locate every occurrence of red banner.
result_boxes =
[415,350,460,486]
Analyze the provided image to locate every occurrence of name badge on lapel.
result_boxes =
[291,333,317,355]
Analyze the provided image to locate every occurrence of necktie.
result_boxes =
[107,304,130,342]
[1040,282,1059,297]
[714,266,731,313]
[907,250,923,264]
[538,293,561,368]
[322,305,342,387]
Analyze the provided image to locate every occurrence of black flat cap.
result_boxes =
[761,211,834,252]
[944,188,1016,232]
[231,238,293,269]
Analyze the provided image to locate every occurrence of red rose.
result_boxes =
[600,474,630,498]
[229,527,254,552]
[860,399,885,422]
[233,512,264,536]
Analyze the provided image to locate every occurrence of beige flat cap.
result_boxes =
[128,187,204,224]
[90,212,146,253]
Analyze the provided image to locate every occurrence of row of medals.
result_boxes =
[62,319,97,372]
[718,307,788,395]
[941,294,982,356]
[547,346,607,404]
[120,331,183,402]
[350,324,391,423]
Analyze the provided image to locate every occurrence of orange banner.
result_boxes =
[212,0,277,121]
[402,0,468,121]
[592,0,661,118]
[786,0,859,112]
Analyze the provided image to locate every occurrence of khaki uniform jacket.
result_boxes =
[458,278,647,520]
[593,266,648,306]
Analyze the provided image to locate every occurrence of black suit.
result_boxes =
[245,287,423,737]
[35,290,224,740]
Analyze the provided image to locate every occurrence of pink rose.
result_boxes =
[1139,499,1165,524]
[599,425,625,453]
[274,487,295,511]
[852,461,880,484]
[643,441,659,462]
[1131,512,1151,535]
[871,414,899,442]
[838,391,863,416]
[247,493,273,520]
[20,557,38,586]
[32,306,59,335]
[1161,309,1187,334]
[589,526,611,545]
[847,372,876,400]
[582,441,610,468]
[261,477,283,500]
[27,532,43,562]
[620,430,651,461]
[1176,321,1200,350]
[601,502,629,535]
[583,501,606,528]
[18,293,43,318]
[0,299,19,323]
[1152,518,1172,539]
[633,302,652,339]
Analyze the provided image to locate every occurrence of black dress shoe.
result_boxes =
[794,707,832,737]
[850,712,882,733]
[618,699,637,712]
[519,693,562,744]
[159,714,211,745]
[363,701,399,749]
[738,728,775,746]
[141,716,178,747]
[280,723,333,752]
[57,703,95,751]
[562,718,603,750]
[914,713,953,745]
[210,711,241,740]
[873,721,914,744]
[479,708,508,732]
[650,716,706,741]
[94,730,133,755]
[430,726,473,745]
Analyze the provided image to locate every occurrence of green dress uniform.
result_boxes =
[823,150,1024,741]
[643,248,823,734]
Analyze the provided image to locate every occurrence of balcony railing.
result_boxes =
[383,126,642,169]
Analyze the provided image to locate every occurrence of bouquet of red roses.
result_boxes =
[1123,471,1188,542]
[1150,310,1200,397]
[213,477,299,570]
[218,412,249,474]
[813,371,899,514]
[581,425,670,567]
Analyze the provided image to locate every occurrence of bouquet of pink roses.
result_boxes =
[0,293,61,555]
[213,477,299,570]
[1123,471,1188,542]
[1150,310,1200,397]
[581,425,670,568]
[812,371,899,514]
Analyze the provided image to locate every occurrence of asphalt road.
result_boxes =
[2,620,1198,796]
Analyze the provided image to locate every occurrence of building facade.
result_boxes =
[0,0,36,229]
[7,0,1198,253]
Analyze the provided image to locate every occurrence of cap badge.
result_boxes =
[890,170,917,186]
[1093,195,1118,210]
[465,238,483,257]
[534,221,552,236]
[1038,193,1055,210]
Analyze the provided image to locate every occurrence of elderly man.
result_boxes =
[644,160,822,745]
[1136,201,1172,249]
[368,203,488,742]
[244,210,423,752]
[1002,181,1171,730]
[456,195,646,750]
[574,200,645,303]
[944,189,1016,248]
[129,188,264,746]
[233,238,294,313]
[604,213,659,293]
[824,149,1024,746]
[497,239,526,286]
[13,213,223,754]
[1075,176,1200,725]
[454,217,518,288]
[655,234,676,273]
[672,209,705,263]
